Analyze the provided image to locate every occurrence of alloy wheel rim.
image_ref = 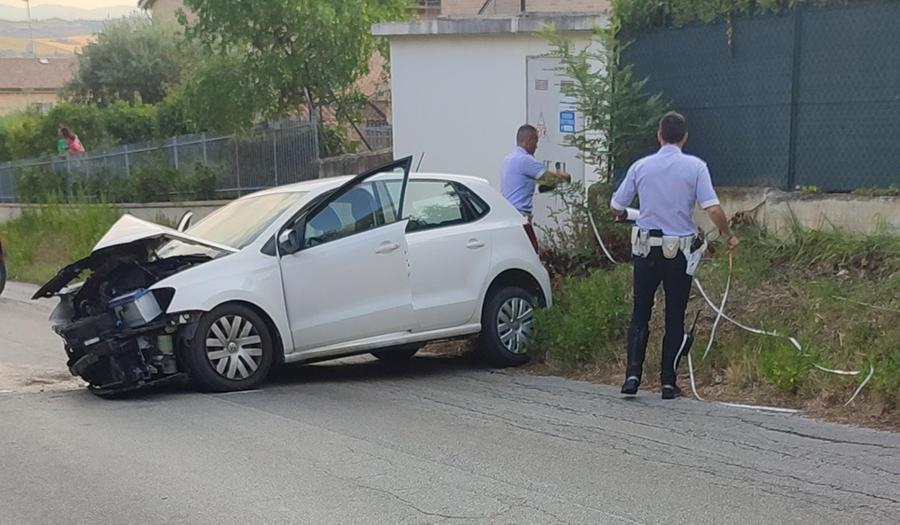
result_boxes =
[205,315,263,380]
[496,297,534,355]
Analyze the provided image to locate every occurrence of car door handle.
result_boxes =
[375,241,401,254]
[467,239,485,249]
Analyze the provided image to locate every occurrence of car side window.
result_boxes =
[304,182,395,248]
[404,181,468,233]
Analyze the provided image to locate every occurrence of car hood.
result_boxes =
[32,214,238,300]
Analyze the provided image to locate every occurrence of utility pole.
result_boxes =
[24,0,35,58]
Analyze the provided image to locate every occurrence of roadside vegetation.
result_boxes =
[531,194,900,427]
[0,203,120,285]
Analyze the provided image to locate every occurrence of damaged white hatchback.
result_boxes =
[34,157,552,396]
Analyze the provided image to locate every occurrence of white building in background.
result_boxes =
[372,13,606,228]
[137,0,189,23]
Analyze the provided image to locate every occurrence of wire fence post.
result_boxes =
[124,144,130,179]
[202,132,208,165]
[173,135,180,171]
[786,5,804,191]
[234,138,242,197]
[272,130,279,186]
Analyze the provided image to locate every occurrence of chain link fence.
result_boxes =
[622,2,900,191]
[0,121,395,202]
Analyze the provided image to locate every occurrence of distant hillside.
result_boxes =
[0,4,137,21]
[0,19,107,39]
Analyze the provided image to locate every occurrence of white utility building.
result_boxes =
[373,13,607,227]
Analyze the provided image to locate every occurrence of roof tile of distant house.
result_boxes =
[0,57,77,91]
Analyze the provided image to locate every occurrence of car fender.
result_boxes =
[150,251,294,355]
[472,257,552,323]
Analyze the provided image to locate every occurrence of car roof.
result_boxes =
[241,172,491,200]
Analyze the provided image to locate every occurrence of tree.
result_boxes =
[65,16,186,105]
[180,0,409,129]
[544,26,668,181]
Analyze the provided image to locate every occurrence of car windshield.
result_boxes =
[184,191,307,249]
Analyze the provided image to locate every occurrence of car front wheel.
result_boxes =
[477,286,536,367]
[184,304,275,392]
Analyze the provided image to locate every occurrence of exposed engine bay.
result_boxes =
[34,225,224,396]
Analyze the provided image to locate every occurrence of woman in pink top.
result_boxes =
[60,127,85,155]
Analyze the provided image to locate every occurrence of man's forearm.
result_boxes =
[706,205,733,238]
[537,170,570,185]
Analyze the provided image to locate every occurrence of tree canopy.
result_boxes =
[181,0,409,127]
[64,16,186,105]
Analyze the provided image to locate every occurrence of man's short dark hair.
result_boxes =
[517,124,537,144]
[659,112,687,143]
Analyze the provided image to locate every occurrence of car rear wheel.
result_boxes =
[371,345,421,363]
[477,286,536,367]
[0,257,5,296]
[184,304,275,392]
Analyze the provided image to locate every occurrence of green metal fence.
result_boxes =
[622,2,900,191]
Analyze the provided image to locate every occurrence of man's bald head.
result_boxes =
[517,124,539,154]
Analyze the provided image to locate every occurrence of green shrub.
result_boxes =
[16,166,67,203]
[760,340,813,395]
[180,162,220,200]
[129,164,180,202]
[531,266,631,369]
[319,124,358,157]
[72,169,131,203]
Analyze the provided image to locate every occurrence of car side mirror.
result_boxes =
[177,211,193,232]
[278,229,301,255]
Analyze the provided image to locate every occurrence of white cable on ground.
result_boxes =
[701,257,731,360]
[584,207,876,407]
[686,352,703,401]
[844,365,875,407]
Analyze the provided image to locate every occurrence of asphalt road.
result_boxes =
[1,282,899,525]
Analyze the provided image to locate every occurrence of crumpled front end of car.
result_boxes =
[50,285,199,396]
[34,215,233,396]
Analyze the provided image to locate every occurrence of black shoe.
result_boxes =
[621,376,640,396]
[661,384,682,400]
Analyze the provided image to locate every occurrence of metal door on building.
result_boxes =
[526,56,589,230]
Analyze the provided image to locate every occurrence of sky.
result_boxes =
[0,1,132,7]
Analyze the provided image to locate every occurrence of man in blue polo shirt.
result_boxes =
[501,124,571,220]
[612,112,739,399]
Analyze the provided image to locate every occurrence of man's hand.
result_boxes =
[726,234,740,251]
[705,205,738,251]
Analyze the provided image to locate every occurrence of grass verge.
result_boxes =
[531,223,900,429]
[0,203,121,285]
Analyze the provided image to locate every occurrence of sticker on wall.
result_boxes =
[535,79,549,91]
[559,110,576,134]
[536,113,548,138]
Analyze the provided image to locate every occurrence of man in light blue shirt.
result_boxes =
[501,125,570,219]
[611,112,738,399]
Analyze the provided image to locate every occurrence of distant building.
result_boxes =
[374,10,607,228]
[137,0,189,23]
[0,58,77,115]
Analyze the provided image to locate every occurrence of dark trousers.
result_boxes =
[626,247,692,385]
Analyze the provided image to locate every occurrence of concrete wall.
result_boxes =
[389,32,594,190]
[315,149,394,180]
[2,189,899,237]
[692,188,900,237]
[442,0,609,15]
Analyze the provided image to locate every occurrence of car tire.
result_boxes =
[184,304,275,392]
[371,345,421,362]
[477,286,536,367]
[0,257,5,297]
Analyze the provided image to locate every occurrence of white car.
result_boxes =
[34,157,552,395]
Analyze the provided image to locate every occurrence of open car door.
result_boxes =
[275,157,413,353]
